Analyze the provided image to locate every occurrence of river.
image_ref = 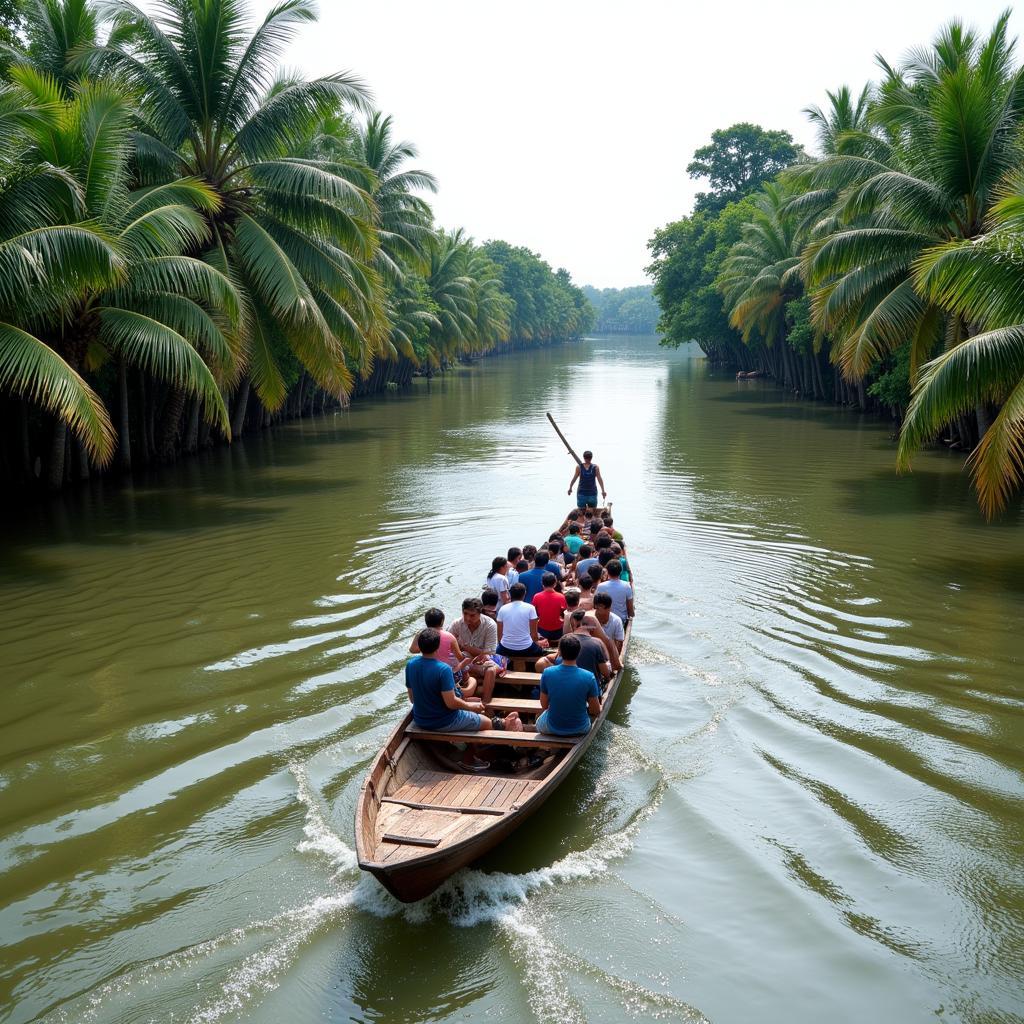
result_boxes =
[1,334,1022,1024]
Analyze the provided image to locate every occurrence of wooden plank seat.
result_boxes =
[499,670,542,686]
[406,723,578,748]
[487,696,543,714]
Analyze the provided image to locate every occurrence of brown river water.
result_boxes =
[1,334,1022,1024]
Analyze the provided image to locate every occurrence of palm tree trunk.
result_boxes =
[185,398,201,453]
[976,403,992,440]
[118,360,132,473]
[231,376,251,437]
[47,419,66,492]
[156,386,186,461]
[19,401,32,479]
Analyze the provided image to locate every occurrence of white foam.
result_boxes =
[186,891,354,1024]
[291,763,358,876]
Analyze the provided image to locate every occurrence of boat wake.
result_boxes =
[48,741,674,1024]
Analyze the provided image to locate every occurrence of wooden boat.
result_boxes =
[355,508,633,902]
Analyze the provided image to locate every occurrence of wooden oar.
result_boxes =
[546,412,582,466]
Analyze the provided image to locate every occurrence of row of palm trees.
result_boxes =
[708,14,1024,518]
[1,0,593,493]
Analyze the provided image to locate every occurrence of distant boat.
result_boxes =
[355,508,632,902]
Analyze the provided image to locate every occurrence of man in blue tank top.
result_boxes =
[567,450,606,509]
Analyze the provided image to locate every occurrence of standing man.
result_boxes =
[567,450,606,509]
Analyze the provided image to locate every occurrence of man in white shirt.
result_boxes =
[596,560,634,624]
[593,593,625,652]
[496,582,546,656]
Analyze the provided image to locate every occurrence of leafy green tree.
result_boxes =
[718,182,804,347]
[0,0,23,46]
[802,14,1024,383]
[803,85,874,156]
[898,176,1024,516]
[101,0,384,445]
[687,122,801,214]
[0,66,236,487]
[647,196,758,359]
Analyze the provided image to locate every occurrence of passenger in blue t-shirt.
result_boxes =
[406,628,504,733]
[564,523,585,555]
[518,550,561,602]
[536,634,601,736]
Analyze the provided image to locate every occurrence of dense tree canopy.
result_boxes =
[0,0,593,495]
[649,14,1024,517]
[581,286,659,333]
[687,123,801,214]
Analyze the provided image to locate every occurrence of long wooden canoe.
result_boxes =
[355,508,632,902]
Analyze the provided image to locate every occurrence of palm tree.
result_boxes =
[898,177,1024,516]
[803,84,874,156]
[801,13,1024,391]
[422,230,477,367]
[718,183,804,348]
[6,65,237,486]
[100,0,384,444]
[350,112,436,278]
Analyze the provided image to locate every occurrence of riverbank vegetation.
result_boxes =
[0,0,593,495]
[649,14,1024,517]
[581,285,659,334]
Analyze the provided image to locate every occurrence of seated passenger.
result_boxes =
[496,582,546,657]
[450,597,502,704]
[480,588,500,621]
[409,608,472,689]
[593,592,625,650]
[610,543,632,582]
[596,560,634,624]
[518,550,560,601]
[537,609,611,685]
[602,515,624,543]
[522,544,538,569]
[574,544,598,580]
[547,540,566,567]
[558,591,621,672]
[506,547,523,586]
[587,563,605,587]
[577,573,597,610]
[484,555,511,604]
[406,628,494,733]
[564,522,585,556]
[532,572,568,645]
[536,634,602,736]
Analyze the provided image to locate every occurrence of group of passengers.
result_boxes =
[403,510,634,750]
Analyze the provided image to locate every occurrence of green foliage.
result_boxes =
[867,342,911,409]
[481,240,593,343]
[0,0,23,46]
[647,196,757,355]
[687,123,801,214]
[650,13,1024,516]
[580,285,658,333]
[785,296,815,355]
[0,0,588,492]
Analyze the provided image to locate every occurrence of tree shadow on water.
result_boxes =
[835,466,981,519]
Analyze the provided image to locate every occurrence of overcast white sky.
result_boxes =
[271,1,1022,288]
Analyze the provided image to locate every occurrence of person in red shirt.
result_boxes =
[532,572,568,646]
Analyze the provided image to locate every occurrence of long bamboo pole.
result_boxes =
[546,412,582,465]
